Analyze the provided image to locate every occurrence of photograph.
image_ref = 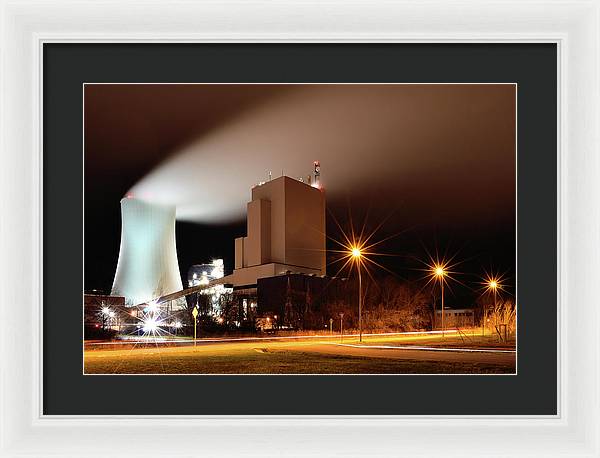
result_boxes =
[83,83,517,375]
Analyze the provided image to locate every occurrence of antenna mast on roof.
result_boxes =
[313,161,321,188]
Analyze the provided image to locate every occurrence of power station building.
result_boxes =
[212,174,353,329]
[221,175,326,289]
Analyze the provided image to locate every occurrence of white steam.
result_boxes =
[130,84,514,224]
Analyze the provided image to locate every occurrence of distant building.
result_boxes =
[188,259,226,287]
[188,259,232,316]
[84,293,126,330]
[434,307,475,328]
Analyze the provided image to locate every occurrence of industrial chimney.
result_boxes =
[111,197,185,307]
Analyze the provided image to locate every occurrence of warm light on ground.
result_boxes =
[84,331,515,375]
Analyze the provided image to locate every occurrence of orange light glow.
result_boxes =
[482,273,504,294]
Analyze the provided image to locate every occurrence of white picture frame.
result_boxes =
[1,0,598,456]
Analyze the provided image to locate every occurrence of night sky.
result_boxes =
[84,84,516,305]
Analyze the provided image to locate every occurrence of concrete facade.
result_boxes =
[224,176,326,288]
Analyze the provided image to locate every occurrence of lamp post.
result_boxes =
[192,306,198,347]
[339,312,344,343]
[351,247,363,342]
[433,265,446,337]
[485,279,498,337]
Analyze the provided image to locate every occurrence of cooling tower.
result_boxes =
[111,197,184,306]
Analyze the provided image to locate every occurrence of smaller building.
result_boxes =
[188,259,225,286]
[188,259,232,316]
[84,293,126,330]
[434,307,475,328]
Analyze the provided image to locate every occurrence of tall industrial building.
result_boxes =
[111,197,185,308]
[221,175,326,289]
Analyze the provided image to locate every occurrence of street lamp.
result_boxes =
[192,306,199,347]
[100,305,112,330]
[351,246,363,342]
[433,264,446,337]
[484,278,499,337]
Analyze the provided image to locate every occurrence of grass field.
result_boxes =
[84,333,516,374]
[85,349,513,374]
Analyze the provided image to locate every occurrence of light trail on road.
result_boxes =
[329,343,516,354]
[85,329,461,346]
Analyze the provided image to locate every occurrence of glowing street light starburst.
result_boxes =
[418,256,461,291]
[135,304,179,340]
[477,270,508,337]
[326,207,407,285]
[434,265,445,278]
[105,300,191,375]
[414,248,469,337]
[476,269,509,298]
[422,258,455,337]
[481,273,506,295]
[113,300,188,342]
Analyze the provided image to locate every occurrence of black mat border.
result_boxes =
[43,43,557,415]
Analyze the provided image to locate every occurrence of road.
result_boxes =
[303,342,515,366]
[84,331,516,374]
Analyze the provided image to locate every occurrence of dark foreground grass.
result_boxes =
[85,349,515,374]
